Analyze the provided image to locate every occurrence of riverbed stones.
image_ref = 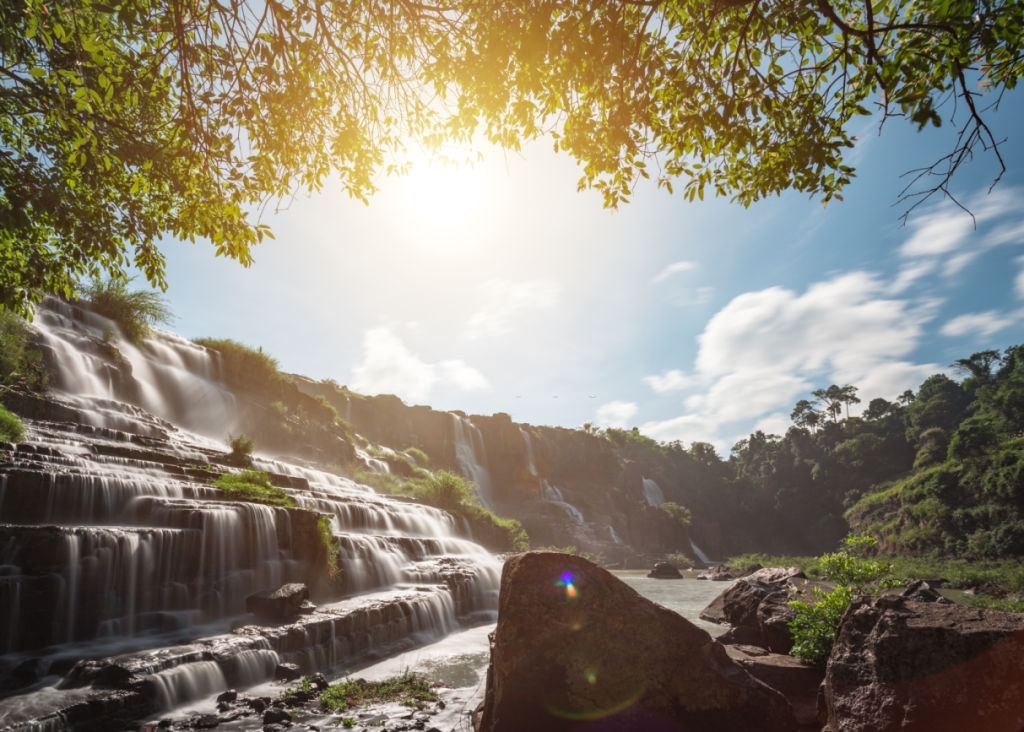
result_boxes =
[822,595,1024,731]
[477,551,796,731]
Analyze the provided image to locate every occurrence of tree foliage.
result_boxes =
[2,0,1022,312]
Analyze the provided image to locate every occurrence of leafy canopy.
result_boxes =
[3,0,1021,312]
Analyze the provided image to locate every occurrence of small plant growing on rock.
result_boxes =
[213,470,295,508]
[0,402,25,442]
[228,433,255,467]
[788,534,899,664]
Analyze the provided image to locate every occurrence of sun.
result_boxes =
[389,150,486,246]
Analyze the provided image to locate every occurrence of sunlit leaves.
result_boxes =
[2,0,1021,314]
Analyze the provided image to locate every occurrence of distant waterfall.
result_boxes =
[521,427,585,524]
[642,477,666,507]
[452,414,495,508]
[690,539,714,566]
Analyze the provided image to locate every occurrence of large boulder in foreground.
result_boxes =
[823,595,1024,731]
[478,552,797,731]
[245,583,310,623]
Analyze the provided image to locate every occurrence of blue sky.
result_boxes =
[155,88,1024,454]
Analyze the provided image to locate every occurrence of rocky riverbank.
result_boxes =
[475,553,1024,731]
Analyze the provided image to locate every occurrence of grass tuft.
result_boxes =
[319,671,438,712]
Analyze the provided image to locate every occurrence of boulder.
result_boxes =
[647,561,683,579]
[245,583,310,622]
[726,645,824,728]
[700,567,825,653]
[697,565,747,581]
[477,551,797,731]
[822,595,1024,731]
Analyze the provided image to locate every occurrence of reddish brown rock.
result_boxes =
[726,645,823,729]
[478,552,797,731]
[823,595,1024,731]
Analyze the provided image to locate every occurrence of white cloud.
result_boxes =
[941,310,1022,338]
[465,279,561,339]
[900,209,975,258]
[1017,256,1024,299]
[640,273,938,446]
[652,260,697,284]
[350,327,488,403]
[595,400,638,428]
[696,272,925,381]
[643,369,693,393]
[889,260,938,294]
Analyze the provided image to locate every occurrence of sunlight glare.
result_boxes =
[393,150,485,246]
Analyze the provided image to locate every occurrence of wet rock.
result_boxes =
[823,595,1024,731]
[646,560,683,579]
[216,689,238,704]
[275,662,302,681]
[191,714,220,728]
[478,551,796,731]
[246,583,311,622]
[263,705,292,724]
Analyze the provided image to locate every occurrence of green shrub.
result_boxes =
[317,514,340,578]
[319,671,438,712]
[403,446,430,466]
[78,277,173,344]
[228,433,255,467]
[193,337,283,390]
[0,310,46,391]
[213,470,295,507]
[788,585,854,664]
[788,535,898,664]
[0,403,25,442]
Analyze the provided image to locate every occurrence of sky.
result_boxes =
[154,87,1024,455]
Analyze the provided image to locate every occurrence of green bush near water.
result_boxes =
[0,403,25,442]
[212,470,295,508]
[354,468,529,552]
[78,278,173,345]
[319,671,438,712]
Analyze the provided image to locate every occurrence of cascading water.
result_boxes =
[690,539,714,566]
[0,299,501,730]
[452,414,495,508]
[520,427,585,524]
[642,477,666,507]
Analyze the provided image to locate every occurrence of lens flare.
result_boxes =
[556,571,578,600]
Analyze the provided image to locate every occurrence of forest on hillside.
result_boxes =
[611,345,1024,558]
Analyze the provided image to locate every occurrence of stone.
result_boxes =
[246,583,311,622]
[726,645,824,728]
[647,560,683,579]
[477,551,797,731]
[822,595,1024,731]
[700,567,824,653]
[216,689,238,704]
[274,662,301,681]
[899,579,952,604]
[263,706,292,725]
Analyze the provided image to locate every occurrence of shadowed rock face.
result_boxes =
[478,552,797,732]
[823,595,1024,732]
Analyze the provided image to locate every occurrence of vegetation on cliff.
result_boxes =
[357,468,529,553]
[76,278,173,344]
[0,403,24,442]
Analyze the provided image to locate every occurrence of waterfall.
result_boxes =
[521,427,586,524]
[0,298,502,730]
[451,414,495,508]
[690,539,714,566]
[642,477,666,507]
[30,297,240,440]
